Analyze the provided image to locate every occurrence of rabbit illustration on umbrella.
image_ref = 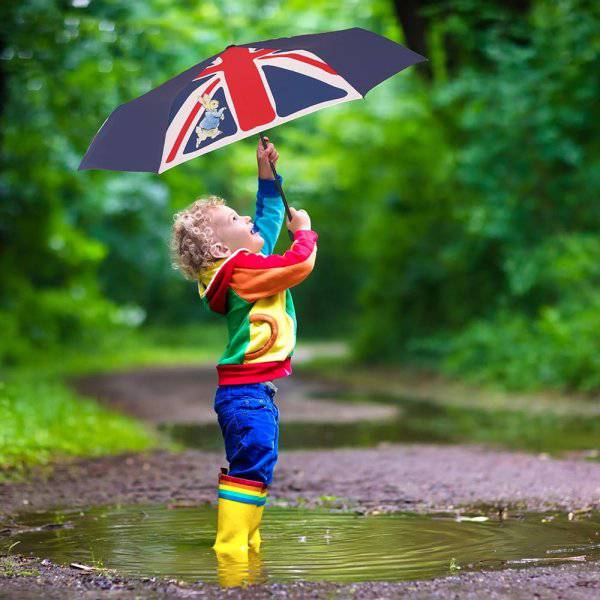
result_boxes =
[196,94,227,147]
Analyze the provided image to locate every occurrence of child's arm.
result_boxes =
[254,137,285,255]
[230,208,317,301]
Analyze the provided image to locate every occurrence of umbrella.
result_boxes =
[79,27,425,236]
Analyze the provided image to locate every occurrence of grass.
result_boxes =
[0,556,40,578]
[0,378,153,478]
[0,323,226,478]
[15,323,227,379]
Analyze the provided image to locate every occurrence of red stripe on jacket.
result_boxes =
[217,358,292,385]
[205,229,318,313]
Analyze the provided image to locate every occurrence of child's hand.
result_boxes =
[287,207,311,234]
[257,136,278,180]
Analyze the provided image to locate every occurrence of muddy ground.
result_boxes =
[1,365,599,598]
[1,446,599,516]
[0,554,599,599]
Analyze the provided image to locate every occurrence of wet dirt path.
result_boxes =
[72,364,398,424]
[1,365,599,598]
[0,554,599,599]
[1,445,599,516]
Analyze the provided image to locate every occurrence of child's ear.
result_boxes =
[211,242,231,259]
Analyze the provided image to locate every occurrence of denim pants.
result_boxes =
[214,381,279,485]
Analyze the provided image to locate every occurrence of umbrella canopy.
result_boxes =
[79,27,426,174]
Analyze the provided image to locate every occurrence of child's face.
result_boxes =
[209,205,264,256]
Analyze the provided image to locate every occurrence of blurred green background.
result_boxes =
[1,0,598,470]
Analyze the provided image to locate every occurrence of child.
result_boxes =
[170,138,317,560]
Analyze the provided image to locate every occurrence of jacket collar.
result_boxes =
[197,248,247,314]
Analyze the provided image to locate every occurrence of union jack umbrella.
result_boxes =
[79,27,425,174]
[79,27,425,231]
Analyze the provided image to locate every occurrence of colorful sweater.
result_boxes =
[198,176,318,385]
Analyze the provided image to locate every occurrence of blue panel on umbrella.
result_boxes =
[262,65,347,118]
[183,88,238,154]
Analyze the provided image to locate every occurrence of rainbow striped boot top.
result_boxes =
[213,469,269,556]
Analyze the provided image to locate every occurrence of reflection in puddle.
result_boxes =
[3,505,599,585]
[161,419,449,452]
[160,389,600,454]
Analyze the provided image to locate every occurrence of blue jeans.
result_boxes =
[214,382,280,485]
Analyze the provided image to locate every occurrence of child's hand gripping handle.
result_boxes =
[259,133,295,242]
[286,207,312,234]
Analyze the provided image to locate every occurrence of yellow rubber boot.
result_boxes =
[213,471,268,556]
[213,496,255,555]
[248,504,265,552]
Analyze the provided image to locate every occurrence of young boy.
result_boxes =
[171,138,317,560]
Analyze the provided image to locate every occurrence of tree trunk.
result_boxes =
[391,0,532,79]
[391,0,433,79]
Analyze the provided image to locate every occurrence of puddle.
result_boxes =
[3,505,599,584]
[161,419,449,451]
[161,390,600,454]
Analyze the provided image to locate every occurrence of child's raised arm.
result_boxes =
[230,226,317,301]
[254,137,285,255]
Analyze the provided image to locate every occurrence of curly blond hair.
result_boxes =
[170,195,226,280]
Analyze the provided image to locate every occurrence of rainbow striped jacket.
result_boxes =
[198,176,318,385]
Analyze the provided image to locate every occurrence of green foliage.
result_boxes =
[0,377,154,475]
[352,0,600,391]
[445,234,600,390]
[435,0,600,391]
[1,0,599,392]
[0,1,134,362]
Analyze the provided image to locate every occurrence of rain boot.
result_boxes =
[213,470,268,556]
[213,470,268,587]
[248,502,266,552]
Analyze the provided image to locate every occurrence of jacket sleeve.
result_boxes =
[229,230,318,302]
[253,175,285,255]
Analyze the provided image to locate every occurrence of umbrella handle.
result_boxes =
[259,133,295,243]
